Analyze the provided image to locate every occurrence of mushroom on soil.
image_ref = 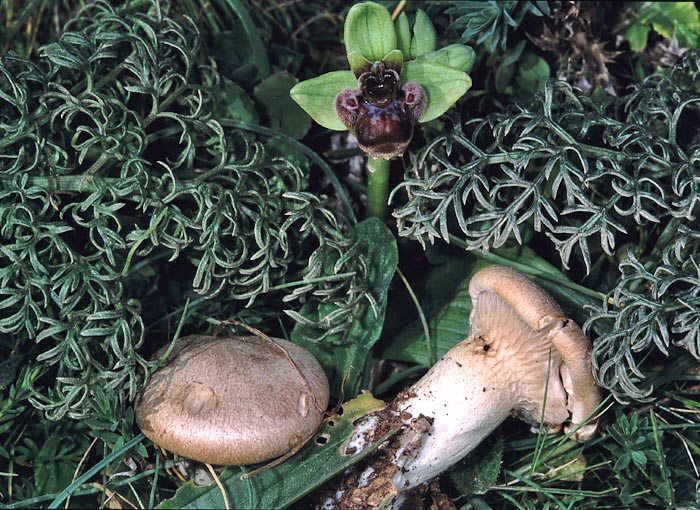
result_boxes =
[135,335,329,466]
[324,265,602,509]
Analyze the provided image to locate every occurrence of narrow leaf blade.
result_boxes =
[157,393,391,509]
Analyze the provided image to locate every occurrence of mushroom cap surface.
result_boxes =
[135,335,329,465]
[468,265,602,440]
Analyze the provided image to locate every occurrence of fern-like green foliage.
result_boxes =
[0,0,366,421]
[447,1,553,53]
[391,51,700,401]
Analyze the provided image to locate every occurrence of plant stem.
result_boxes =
[366,157,390,221]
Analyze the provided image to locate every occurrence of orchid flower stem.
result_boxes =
[366,157,390,221]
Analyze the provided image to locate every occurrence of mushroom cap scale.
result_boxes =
[135,335,329,466]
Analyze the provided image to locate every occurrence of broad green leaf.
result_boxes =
[402,60,472,123]
[254,72,310,139]
[382,246,595,365]
[445,431,503,495]
[381,254,478,365]
[495,39,526,94]
[34,436,82,497]
[416,44,476,73]
[291,218,398,397]
[210,30,261,85]
[615,453,631,471]
[394,12,411,57]
[289,71,356,131]
[221,0,271,78]
[158,392,392,510]
[409,9,437,58]
[626,22,651,52]
[344,2,397,62]
[638,1,700,48]
[214,79,259,124]
[515,53,550,97]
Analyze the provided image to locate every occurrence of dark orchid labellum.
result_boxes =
[335,61,425,159]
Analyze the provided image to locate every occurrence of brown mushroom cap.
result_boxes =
[468,265,602,440]
[135,335,329,465]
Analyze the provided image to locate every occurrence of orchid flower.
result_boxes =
[291,2,474,220]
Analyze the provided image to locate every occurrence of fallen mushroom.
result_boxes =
[135,334,329,466]
[322,265,602,509]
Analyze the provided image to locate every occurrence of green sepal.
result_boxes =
[348,51,371,77]
[416,44,476,73]
[402,60,472,123]
[382,49,404,73]
[395,11,411,57]
[344,2,397,62]
[290,70,357,131]
[409,9,437,58]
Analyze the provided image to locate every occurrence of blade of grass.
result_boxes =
[499,470,617,497]
[148,453,160,510]
[528,348,554,479]
[65,437,98,509]
[395,267,435,366]
[1,0,45,49]
[154,297,191,369]
[47,434,145,509]
[649,410,675,509]
[220,0,270,78]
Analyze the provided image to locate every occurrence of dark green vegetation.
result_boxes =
[1,1,699,508]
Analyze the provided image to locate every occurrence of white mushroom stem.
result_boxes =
[327,265,601,509]
[392,292,569,491]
